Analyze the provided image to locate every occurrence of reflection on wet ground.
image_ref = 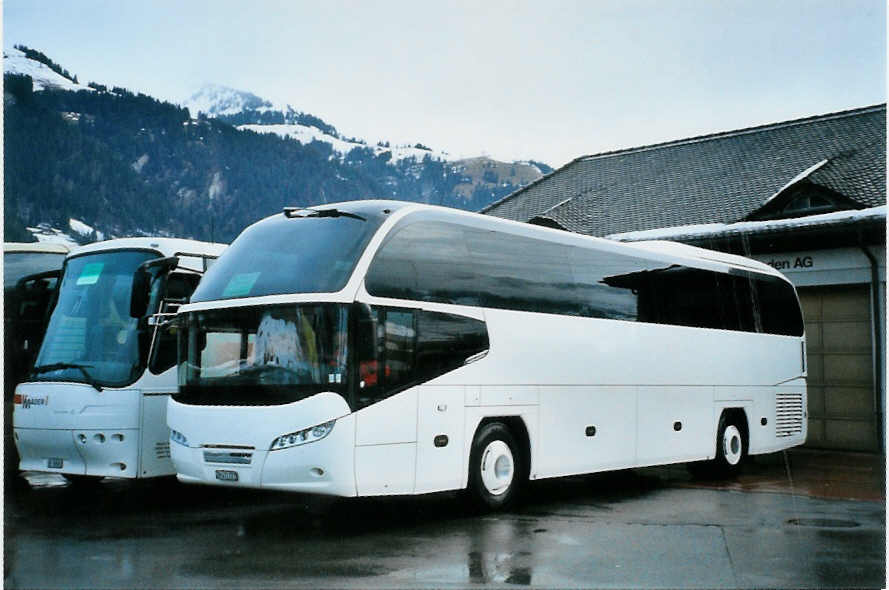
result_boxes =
[4,449,885,588]
[651,448,886,502]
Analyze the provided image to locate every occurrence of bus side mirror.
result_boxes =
[130,268,150,318]
[130,256,179,318]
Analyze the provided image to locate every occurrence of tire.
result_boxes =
[466,422,524,511]
[712,413,746,476]
[687,413,747,479]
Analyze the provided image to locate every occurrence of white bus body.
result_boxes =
[13,238,226,479]
[167,201,806,507]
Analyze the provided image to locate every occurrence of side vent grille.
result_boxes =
[155,442,171,459]
[775,392,804,437]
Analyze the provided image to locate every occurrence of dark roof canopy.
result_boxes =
[482,105,886,240]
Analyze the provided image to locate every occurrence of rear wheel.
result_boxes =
[712,414,747,476]
[688,413,747,478]
[718,422,744,470]
[466,422,524,511]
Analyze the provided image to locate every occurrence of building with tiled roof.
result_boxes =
[484,105,886,453]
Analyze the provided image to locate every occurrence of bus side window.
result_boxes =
[355,306,417,409]
[149,273,202,375]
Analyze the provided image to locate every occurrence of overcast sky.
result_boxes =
[4,0,886,167]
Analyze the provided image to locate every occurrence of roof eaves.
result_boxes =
[607,205,887,243]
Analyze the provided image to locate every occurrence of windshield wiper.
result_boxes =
[31,363,103,391]
[283,207,366,221]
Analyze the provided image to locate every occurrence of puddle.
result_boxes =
[786,518,860,528]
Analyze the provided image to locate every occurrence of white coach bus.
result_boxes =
[166,201,806,509]
[13,238,226,482]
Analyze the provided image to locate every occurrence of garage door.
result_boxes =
[798,285,877,451]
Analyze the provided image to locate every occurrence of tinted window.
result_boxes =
[365,222,477,305]
[415,310,490,378]
[3,252,66,288]
[751,275,805,337]
[355,305,488,409]
[367,218,803,337]
[366,220,650,320]
[191,210,388,302]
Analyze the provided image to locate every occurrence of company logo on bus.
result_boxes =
[14,394,49,409]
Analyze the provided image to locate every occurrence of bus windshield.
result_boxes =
[175,304,350,406]
[32,250,160,388]
[189,207,390,303]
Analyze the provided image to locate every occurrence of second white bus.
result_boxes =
[166,201,806,509]
[13,238,225,482]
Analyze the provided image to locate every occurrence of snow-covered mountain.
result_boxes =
[184,84,458,163]
[182,83,549,173]
[184,84,279,118]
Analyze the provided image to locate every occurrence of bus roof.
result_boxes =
[4,242,70,254]
[333,200,785,280]
[67,237,227,273]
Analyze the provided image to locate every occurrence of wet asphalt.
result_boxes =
[3,455,886,589]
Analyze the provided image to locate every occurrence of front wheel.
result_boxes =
[466,422,524,511]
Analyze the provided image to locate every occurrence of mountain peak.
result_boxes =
[183,84,279,117]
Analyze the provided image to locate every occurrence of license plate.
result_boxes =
[215,470,238,482]
[47,458,63,469]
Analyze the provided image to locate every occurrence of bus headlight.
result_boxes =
[270,420,335,451]
[170,429,189,447]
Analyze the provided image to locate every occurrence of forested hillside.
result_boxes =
[4,49,550,244]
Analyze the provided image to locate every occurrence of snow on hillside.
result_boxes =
[23,218,106,248]
[185,83,459,163]
[69,218,104,240]
[26,224,82,248]
[3,48,92,92]
[240,122,457,163]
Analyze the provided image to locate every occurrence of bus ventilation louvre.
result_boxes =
[775,392,804,437]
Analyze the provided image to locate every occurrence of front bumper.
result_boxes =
[168,392,357,496]
[15,427,140,477]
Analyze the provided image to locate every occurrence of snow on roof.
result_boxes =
[3,48,93,92]
[607,205,887,242]
[759,159,829,207]
[4,242,70,254]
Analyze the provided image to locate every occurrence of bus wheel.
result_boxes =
[467,422,523,511]
[713,414,746,476]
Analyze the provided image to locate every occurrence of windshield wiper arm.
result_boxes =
[282,207,366,221]
[31,363,103,391]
